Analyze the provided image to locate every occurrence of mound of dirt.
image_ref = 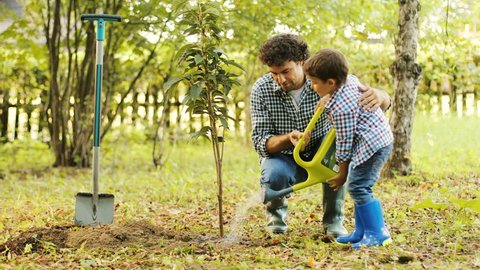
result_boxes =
[0,220,178,254]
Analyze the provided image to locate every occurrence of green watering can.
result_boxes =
[262,106,339,203]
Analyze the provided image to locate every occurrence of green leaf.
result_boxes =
[191,126,211,140]
[164,76,185,91]
[450,198,480,214]
[194,54,204,64]
[222,59,245,71]
[208,74,217,85]
[174,44,197,62]
[218,116,229,129]
[411,198,448,211]
[190,82,203,99]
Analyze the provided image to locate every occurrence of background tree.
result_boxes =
[386,0,422,176]
[22,0,180,166]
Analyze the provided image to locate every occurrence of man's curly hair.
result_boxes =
[259,33,309,66]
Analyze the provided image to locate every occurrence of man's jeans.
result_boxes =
[260,154,308,191]
[347,144,393,205]
[260,152,347,236]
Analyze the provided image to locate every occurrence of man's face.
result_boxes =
[268,60,305,91]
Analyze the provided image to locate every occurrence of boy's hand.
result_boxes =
[327,174,347,191]
[327,161,349,191]
[290,130,311,151]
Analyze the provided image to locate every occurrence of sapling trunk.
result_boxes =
[169,1,244,237]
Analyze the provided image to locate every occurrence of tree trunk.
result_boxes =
[13,92,19,140]
[46,0,66,166]
[25,106,33,134]
[38,89,49,141]
[386,0,422,176]
[0,89,9,140]
[152,83,171,168]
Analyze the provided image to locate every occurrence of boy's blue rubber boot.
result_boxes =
[336,204,364,244]
[352,199,392,249]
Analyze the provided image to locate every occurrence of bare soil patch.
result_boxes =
[0,220,185,254]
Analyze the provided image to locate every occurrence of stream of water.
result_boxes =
[222,190,263,245]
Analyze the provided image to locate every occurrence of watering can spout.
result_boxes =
[262,186,293,204]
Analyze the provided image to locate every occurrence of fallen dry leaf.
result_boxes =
[306,256,316,268]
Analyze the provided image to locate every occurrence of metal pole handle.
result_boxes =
[81,14,121,218]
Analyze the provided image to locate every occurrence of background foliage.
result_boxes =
[1,0,479,147]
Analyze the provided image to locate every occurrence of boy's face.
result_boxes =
[308,76,337,97]
[268,60,305,91]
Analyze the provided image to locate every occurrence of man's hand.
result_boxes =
[358,84,390,112]
[289,130,311,151]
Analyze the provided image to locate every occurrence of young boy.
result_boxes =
[302,48,393,248]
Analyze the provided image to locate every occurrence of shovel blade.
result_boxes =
[74,192,114,226]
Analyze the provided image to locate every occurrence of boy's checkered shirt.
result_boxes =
[324,75,393,168]
[250,73,331,158]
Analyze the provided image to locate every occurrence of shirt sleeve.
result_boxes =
[250,87,273,158]
[331,109,357,163]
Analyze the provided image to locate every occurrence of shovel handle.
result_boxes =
[81,14,122,22]
[81,14,121,220]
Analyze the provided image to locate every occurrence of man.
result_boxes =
[250,34,391,236]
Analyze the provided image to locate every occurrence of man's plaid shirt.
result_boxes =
[250,73,331,158]
[324,75,393,168]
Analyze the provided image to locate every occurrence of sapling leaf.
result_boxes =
[190,82,203,99]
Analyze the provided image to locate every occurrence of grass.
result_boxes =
[0,113,479,269]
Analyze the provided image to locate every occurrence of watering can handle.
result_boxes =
[293,106,325,167]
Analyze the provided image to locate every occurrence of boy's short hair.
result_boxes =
[304,48,348,86]
[259,33,309,66]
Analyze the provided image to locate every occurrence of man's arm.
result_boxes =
[265,133,293,154]
[251,84,296,157]
[358,85,391,112]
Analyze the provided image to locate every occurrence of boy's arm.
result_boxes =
[329,108,356,191]
[327,161,349,191]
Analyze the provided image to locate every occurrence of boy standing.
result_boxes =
[302,48,393,248]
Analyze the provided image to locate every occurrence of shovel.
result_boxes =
[74,14,121,226]
[262,106,339,203]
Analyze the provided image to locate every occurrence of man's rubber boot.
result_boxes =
[336,204,364,244]
[322,183,348,237]
[352,199,392,248]
[265,197,288,234]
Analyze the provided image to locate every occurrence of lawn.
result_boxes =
[0,113,479,269]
